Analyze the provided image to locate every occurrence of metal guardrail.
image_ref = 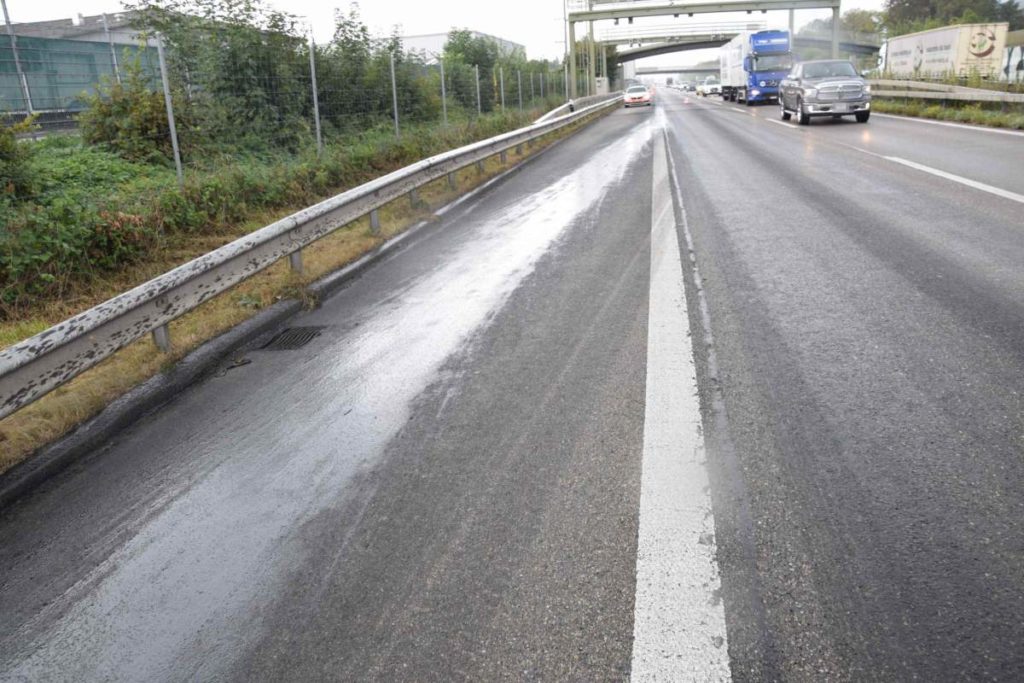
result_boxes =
[535,93,621,123]
[870,79,1024,103]
[0,95,622,421]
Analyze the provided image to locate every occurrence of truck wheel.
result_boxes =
[797,98,810,125]
[856,111,870,123]
[780,98,791,120]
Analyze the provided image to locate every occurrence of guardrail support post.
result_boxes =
[447,172,456,190]
[476,160,484,174]
[289,250,303,274]
[152,325,172,353]
[500,150,507,163]
[370,209,381,235]
[515,143,523,155]
[410,188,420,208]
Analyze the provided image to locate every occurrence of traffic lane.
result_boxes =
[712,92,1024,196]
[235,134,655,682]
[665,99,1024,680]
[0,107,658,680]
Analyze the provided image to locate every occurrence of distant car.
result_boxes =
[779,59,871,124]
[623,85,653,107]
[696,77,721,97]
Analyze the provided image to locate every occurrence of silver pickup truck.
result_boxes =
[778,60,871,124]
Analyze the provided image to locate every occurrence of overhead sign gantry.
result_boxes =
[566,0,844,97]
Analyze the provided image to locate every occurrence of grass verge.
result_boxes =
[872,99,1024,129]
[0,107,608,476]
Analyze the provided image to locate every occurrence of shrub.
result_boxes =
[0,116,37,200]
[79,59,192,163]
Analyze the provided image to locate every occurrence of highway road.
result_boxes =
[1,90,1022,681]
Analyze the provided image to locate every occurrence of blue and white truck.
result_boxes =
[719,30,793,104]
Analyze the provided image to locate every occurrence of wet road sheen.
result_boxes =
[2,90,1024,681]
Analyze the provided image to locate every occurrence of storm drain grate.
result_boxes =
[262,326,325,350]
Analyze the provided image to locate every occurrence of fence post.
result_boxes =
[439,56,448,126]
[390,51,400,138]
[156,36,184,190]
[541,72,545,99]
[530,72,535,104]
[517,70,522,110]
[309,35,323,156]
[2,0,33,113]
[101,13,121,84]
[499,67,505,109]
[475,64,481,114]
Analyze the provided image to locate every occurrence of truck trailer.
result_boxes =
[883,23,1009,79]
[720,30,793,104]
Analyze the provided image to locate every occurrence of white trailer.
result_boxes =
[884,23,1009,79]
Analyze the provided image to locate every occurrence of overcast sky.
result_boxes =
[7,0,885,66]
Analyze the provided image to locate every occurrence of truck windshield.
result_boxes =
[754,54,793,72]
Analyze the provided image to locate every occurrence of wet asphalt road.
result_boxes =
[1,91,1023,681]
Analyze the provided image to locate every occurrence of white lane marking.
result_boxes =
[874,113,1024,138]
[631,133,731,682]
[767,118,792,128]
[876,154,1024,205]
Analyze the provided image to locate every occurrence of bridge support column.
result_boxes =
[588,21,596,97]
[568,21,577,99]
[789,10,795,40]
[831,7,839,58]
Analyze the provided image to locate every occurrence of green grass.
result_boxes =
[0,108,550,318]
[872,100,1024,129]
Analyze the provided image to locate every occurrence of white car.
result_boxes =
[696,77,721,97]
[623,85,653,107]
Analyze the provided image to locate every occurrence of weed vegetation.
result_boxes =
[871,99,1024,129]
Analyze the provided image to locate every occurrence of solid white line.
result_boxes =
[630,133,731,681]
[882,155,1024,205]
[873,113,1024,138]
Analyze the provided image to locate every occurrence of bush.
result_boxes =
[79,59,192,163]
[0,117,37,200]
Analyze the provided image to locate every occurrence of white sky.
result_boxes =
[7,0,885,66]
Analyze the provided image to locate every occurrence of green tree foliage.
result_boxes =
[444,29,500,111]
[884,0,1024,34]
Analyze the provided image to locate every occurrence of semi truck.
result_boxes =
[720,29,793,104]
[882,23,1009,79]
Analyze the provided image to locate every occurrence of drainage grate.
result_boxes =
[262,326,325,350]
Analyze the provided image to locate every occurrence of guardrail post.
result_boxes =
[369,209,381,235]
[500,150,507,163]
[152,325,172,353]
[515,143,523,155]
[390,51,400,138]
[410,188,420,208]
[309,35,323,157]
[156,35,184,190]
[475,64,481,114]
[476,160,484,174]
[447,172,456,190]
[289,250,303,274]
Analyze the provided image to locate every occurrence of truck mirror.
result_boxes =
[743,56,752,71]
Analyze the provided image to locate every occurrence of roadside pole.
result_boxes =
[2,0,33,113]
[390,51,400,138]
[309,35,323,156]
[517,70,522,111]
[156,36,184,190]
[475,64,481,114]
[499,67,505,109]
[439,56,448,126]
[102,13,121,84]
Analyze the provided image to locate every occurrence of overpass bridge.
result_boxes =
[615,32,881,62]
[566,0,845,97]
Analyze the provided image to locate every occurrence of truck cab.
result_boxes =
[721,30,793,104]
